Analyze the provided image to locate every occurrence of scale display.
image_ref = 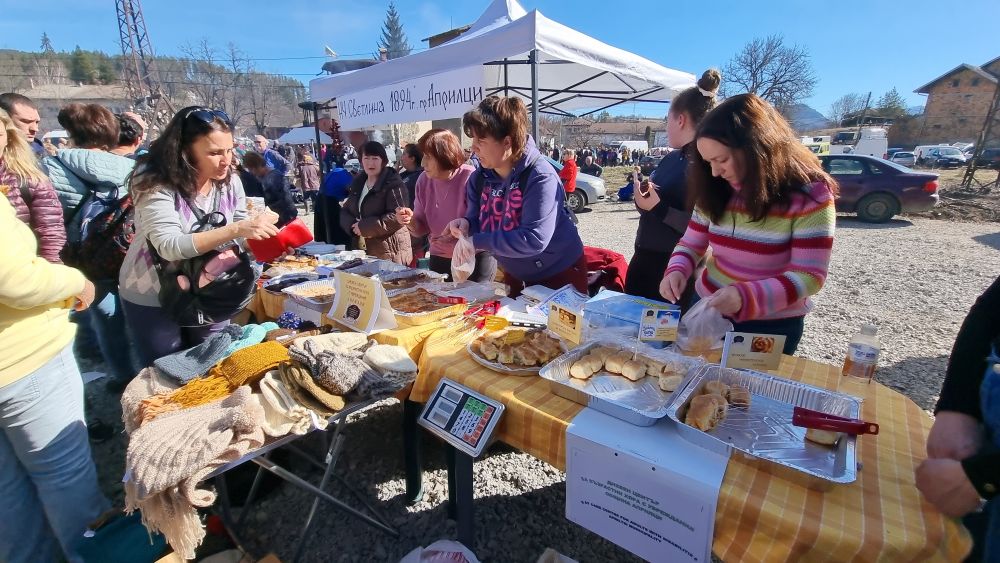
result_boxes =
[418,379,505,457]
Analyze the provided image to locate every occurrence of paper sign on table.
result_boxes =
[548,303,583,346]
[721,331,786,371]
[328,270,396,333]
[639,307,680,342]
[566,409,728,563]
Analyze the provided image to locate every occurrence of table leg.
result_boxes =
[214,474,250,553]
[445,445,475,550]
[403,399,424,504]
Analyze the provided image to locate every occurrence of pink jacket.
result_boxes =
[408,165,475,258]
[0,162,66,264]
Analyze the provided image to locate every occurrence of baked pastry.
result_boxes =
[705,393,728,420]
[570,361,593,380]
[661,359,688,377]
[726,386,752,408]
[658,374,683,392]
[685,394,725,431]
[805,428,842,446]
[589,347,615,363]
[389,289,450,314]
[645,360,665,377]
[605,351,632,374]
[473,329,563,369]
[703,381,729,397]
[621,359,645,382]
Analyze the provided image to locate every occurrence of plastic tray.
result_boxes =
[466,329,568,377]
[666,364,861,485]
[538,340,704,426]
[262,272,320,294]
[281,278,338,307]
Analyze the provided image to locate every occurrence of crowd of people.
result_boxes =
[0,66,997,562]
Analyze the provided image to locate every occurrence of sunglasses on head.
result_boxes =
[183,107,233,128]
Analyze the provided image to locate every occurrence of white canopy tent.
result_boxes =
[309,0,695,137]
[277,126,333,145]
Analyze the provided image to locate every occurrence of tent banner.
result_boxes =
[336,65,486,129]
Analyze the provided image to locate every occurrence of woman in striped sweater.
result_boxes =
[660,93,837,355]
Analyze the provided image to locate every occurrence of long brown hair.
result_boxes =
[688,93,837,223]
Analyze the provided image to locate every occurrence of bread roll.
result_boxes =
[685,395,721,431]
[727,386,751,408]
[605,351,631,374]
[805,428,842,446]
[705,393,728,420]
[645,360,665,377]
[583,353,605,373]
[621,359,645,381]
[703,381,729,397]
[590,347,615,363]
[570,360,593,380]
[658,374,683,392]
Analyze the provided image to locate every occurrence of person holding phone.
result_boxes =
[626,70,721,303]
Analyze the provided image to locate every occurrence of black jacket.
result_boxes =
[399,167,423,208]
[936,274,1000,499]
[260,169,297,228]
[340,167,412,265]
[635,145,693,254]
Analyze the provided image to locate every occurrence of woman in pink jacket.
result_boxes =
[396,129,496,282]
[0,109,66,264]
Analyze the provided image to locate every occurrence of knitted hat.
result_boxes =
[226,322,280,355]
[256,371,326,436]
[124,386,265,559]
[277,361,344,415]
[363,344,418,375]
[349,370,404,402]
[311,350,378,396]
[292,331,368,354]
[154,324,243,384]
[140,342,290,421]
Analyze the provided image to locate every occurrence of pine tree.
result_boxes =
[40,32,54,54]
[69,46,97,84]
[377,2,412,60]
[876,88,908,118]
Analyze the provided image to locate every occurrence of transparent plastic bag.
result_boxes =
[451,234,476,283]
[675,298,734,355]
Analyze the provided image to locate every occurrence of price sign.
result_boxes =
[639,307,680,342]
[548,303,583,346]
[721,332,787,371]
[418,379,505,458]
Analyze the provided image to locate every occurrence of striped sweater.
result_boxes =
[665,181,836,322]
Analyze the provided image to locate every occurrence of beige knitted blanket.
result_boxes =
[123,386,265,559]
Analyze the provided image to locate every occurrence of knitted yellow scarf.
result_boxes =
[140,342,289,423]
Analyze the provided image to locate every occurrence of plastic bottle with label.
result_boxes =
[842,324,881,381]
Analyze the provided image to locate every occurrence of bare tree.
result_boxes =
[180,39,225,110]
[828,93,866,126]
[722,34,818,111]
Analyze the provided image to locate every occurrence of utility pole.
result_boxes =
[961,81,1000,190]
[116,0,174,134]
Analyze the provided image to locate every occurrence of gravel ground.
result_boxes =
[84,202,1000,562]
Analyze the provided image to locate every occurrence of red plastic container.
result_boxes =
[246,218,314,263]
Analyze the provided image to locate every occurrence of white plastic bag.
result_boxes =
[675,298,734,355]
[451,234,476,283]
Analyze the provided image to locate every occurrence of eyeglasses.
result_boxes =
[183,107,233,128]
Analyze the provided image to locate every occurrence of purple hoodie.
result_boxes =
[465,136,583,283]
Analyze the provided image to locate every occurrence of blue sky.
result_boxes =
[2,0,998,118]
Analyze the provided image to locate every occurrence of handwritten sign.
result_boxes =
[721,332,786,371]
[336,66,485,130]
[328,271,396,333]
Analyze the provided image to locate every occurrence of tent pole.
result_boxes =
[503,58,509,97]
[530,49,539,142]
[312,105,324,174]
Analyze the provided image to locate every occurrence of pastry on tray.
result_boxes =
[471,328,563,369]
[685,394,727,431]
[726,386,752,408]
[567,346,690,389]
[658,374,683,392]
[381,272,431,290]
[389,289,450,314]
[805,428,842,446]
[703,380,729,397]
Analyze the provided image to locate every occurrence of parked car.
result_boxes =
[914,145,967,168]
[545,156,607,212]
[889,151,916,167]
[638,155,664,176]
[819,154,939,223]
[886,147,905,158]
[974,148,1000,169]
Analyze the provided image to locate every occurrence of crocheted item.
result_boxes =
[277,312,302,329]
[290,331,368,354]
[226,322,280,355]
[363,344,418,375]
[277,362,341,418]
[153,325,243,384]
[124,387,265,559]
[139,342,290,422]
[121,368,180,432]
[256,371,325,436]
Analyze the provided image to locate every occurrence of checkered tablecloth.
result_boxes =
[409,328,972,562]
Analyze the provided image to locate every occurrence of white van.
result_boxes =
[829,127,888,158]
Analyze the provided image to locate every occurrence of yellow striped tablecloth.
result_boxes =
[242,289,441,362]
[410,329,972,562]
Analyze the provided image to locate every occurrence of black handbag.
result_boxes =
[147,192,257,327]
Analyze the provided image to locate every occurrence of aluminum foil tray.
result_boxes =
[538,340,704,426]
[666,364,861,484]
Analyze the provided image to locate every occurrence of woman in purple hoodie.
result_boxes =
[446,96,585,297]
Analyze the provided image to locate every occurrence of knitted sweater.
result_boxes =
[119,177,248,306]
[664,181,835,323]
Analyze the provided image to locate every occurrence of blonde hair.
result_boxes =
[0,109,47,184]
